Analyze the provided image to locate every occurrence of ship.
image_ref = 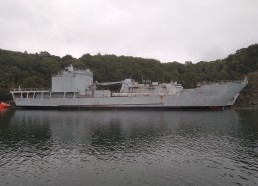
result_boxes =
[10,65,248,110]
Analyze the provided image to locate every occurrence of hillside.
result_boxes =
[236,71,258,106]
[1,44,258,106]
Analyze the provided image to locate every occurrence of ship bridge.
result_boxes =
[52,64,93,94]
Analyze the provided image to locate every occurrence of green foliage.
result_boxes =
[0,44,258,101]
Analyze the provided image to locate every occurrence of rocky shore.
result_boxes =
[236,71,258,107]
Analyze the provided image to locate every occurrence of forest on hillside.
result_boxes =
[1,44,258,101]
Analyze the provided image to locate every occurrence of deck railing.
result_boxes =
[197,77,248,87]
[10,88,50,92]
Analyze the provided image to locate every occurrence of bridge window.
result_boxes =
[35,92,42,99]
[13,93,21,99]
[22,92,27,98]
[28,92,34,98]
[65,92,74,98]
[51,92,64,98]
[42,92,50,98]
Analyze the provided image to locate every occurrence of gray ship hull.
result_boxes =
[10,64,248,110]
[11,81,247,110]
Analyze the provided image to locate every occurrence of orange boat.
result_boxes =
[0,101,10,109]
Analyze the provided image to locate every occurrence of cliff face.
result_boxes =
[236,72,258,106]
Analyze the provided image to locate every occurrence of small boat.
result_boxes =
[0,101,10,108]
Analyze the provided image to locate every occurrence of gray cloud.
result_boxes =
[1,0,258,62]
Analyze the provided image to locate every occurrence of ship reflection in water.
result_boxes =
[0,110,258,186]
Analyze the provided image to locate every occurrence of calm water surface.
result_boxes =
[0,108,258,186]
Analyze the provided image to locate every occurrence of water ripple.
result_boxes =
[0,110,258,186]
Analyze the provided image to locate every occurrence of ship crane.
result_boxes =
[95,81,122,86]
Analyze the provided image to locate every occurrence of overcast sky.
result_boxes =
[1,0,258,63]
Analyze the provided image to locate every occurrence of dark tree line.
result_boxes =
[1,44,258,101]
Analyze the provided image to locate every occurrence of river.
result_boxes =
[0,108,258,186]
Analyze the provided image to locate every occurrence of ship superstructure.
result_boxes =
[10,65,248,110]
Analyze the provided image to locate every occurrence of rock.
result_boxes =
[236,71,258,107]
